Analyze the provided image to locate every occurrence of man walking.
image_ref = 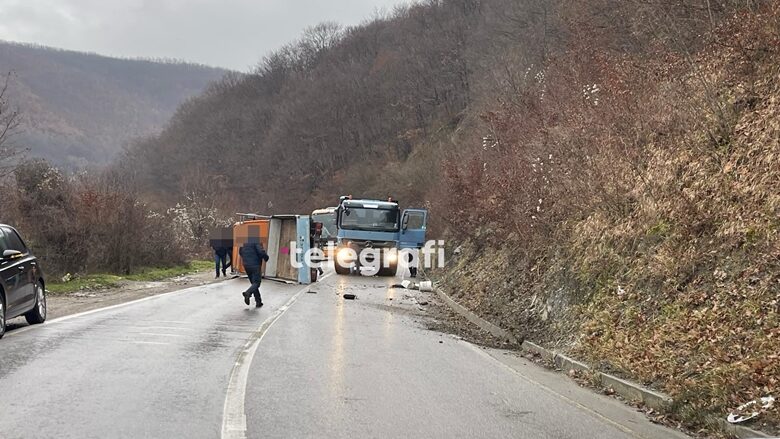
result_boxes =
[239,235,269,307]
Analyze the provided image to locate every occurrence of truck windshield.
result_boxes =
[312,213,337,238]
[340,207,399,232]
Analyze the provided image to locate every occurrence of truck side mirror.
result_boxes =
[402,214,409,230]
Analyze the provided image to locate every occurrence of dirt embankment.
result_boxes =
[433,7,780,435]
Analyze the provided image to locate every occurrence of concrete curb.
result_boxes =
[434,288,519,344]
[716,419,773,439]
[433,286,774,439]
[520,341,672,412]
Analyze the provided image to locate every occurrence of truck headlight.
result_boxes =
[386,251,398,264]
[337,247,355,262]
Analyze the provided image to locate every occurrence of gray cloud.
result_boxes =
[0,0,412,71]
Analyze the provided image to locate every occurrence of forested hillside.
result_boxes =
[119,7,484,211]
[0,41,228,167]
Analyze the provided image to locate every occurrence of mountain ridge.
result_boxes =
[0,39,231,167]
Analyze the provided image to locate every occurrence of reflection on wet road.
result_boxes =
[0,278,305,439]
[0,273,688,439]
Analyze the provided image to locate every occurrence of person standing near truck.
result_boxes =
[210,227,233,278]
[212,241,230,278]
[239,234,269,307]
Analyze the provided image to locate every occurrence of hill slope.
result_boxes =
[118,0,780,433]
[0,41,229,167]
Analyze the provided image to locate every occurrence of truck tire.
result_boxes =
[335,262,351,275]
[378,264,397,277]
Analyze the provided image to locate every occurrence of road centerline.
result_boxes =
[220,273,331,439]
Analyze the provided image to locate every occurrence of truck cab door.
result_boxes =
[296,216,312,284]
[399,209,428,249]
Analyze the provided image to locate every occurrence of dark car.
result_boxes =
[0,224,47,338]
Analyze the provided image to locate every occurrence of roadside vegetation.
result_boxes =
[47,261,213,295]
[0,157,228,276]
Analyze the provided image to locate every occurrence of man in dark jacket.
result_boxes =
[212,241,231,278]
[239,235,269,307]
[210,228,233,278]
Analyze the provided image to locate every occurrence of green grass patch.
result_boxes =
[48,260,213,295]
[647,220,672,238]
[123,260,213,282]
[47,274,124,294]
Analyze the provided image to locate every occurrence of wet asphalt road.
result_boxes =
[0,272,688,439]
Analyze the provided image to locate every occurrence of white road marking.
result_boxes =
[220,273,331,439]
[5,281,228,338]
[131,341,172,346]
[142,326,197,331]
[136,333,186,338]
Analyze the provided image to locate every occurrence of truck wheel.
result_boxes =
[335,262,351,275]
[24,281,47,325]
[378,264,397,277]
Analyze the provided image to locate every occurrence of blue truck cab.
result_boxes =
[334,197,427,276]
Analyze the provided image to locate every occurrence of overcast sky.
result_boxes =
[0,0,412,71]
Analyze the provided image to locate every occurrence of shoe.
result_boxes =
[222,270,227,277]
[215,273,220,279]
[255,301,264,308]
[243,293,251,305]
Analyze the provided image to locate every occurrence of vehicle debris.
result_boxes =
[343,293,357,300]
[727,395,775,424]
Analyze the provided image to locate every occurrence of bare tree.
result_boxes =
[0,72,22,176]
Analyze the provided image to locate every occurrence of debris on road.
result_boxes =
[343,293,357,300]
[727,395,775,424]
[391,281,415,289]
[419,281,433,292]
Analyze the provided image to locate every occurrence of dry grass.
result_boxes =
[436,3,780,433]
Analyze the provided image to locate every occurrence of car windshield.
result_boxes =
[312,213,337,238]
[340,207,399,232]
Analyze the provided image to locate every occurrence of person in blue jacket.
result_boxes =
[239,233,269,307]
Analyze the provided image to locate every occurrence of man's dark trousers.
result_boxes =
[244,265,262,304]
[215,253,228,276]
